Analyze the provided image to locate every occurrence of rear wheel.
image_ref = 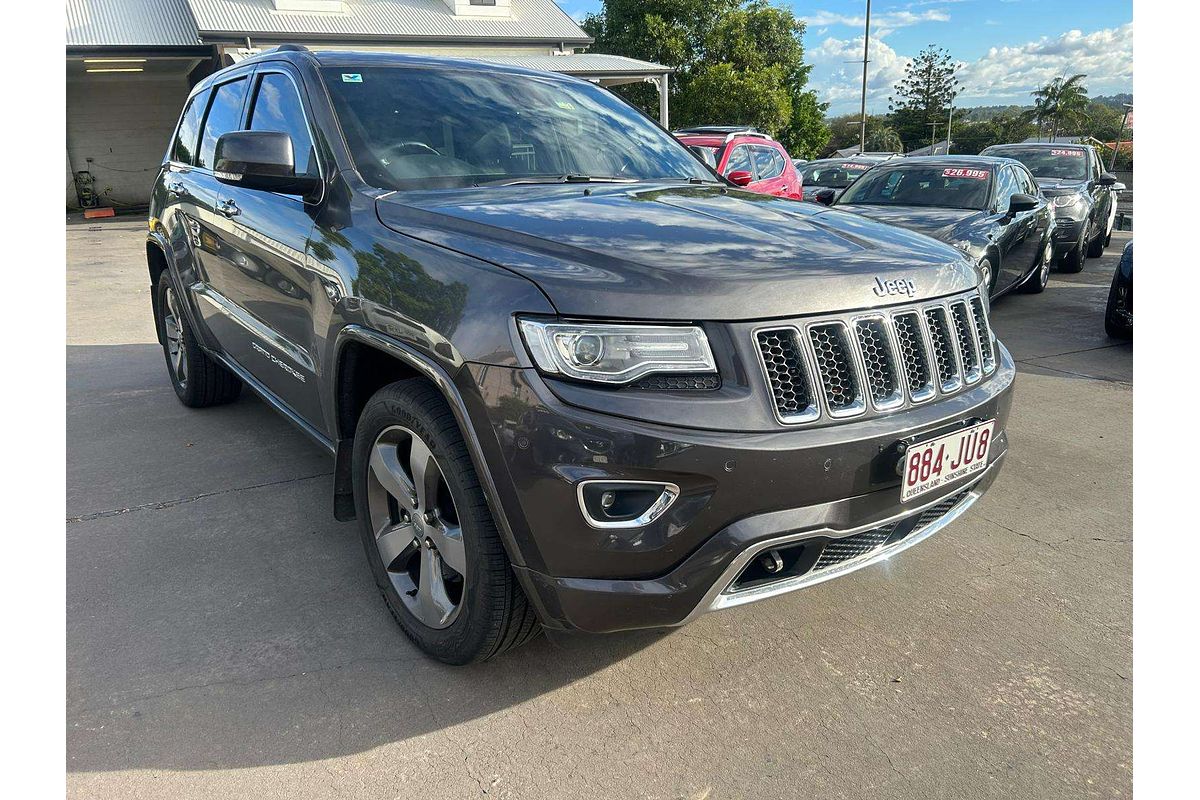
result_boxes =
[154,278,242,407]
[352,379,540,664]
[1060,229,1087,274]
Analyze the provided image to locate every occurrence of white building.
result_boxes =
[66,0,672,208]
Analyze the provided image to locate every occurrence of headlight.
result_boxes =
[518,319,716,384]
[1052,194,1083,209]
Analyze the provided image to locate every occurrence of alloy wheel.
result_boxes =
[366,425,466,629]
[162,284,188,389]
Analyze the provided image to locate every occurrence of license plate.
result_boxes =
[901,420,995,503]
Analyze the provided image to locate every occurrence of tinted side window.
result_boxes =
[996,168,1020,207]
[1017,167,1038,195]
[753,146,784,179]
[724,146,753,176]
[198,78,249,170]
[249,73,318,177]
[172,90,208,165]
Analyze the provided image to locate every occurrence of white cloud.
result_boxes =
[808,35,912,111]
[810,23,1133,114]
[957,23,1133,102]
[802,9,950,37]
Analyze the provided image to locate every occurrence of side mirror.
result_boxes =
[1007,192,1039,214]
[814,188,836,206]
[1112,182,1127,192]
[1097,173,1118,187]
[214,131,320,197]
[727,169,753,187]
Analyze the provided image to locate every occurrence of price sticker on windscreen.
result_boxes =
[1050,149,1083,157]
[942,168,989,180]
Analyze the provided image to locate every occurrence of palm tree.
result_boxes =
[1029,74,1089,142]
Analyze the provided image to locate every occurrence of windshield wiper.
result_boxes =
[473,174,641,187]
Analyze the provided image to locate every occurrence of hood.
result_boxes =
[375,184,978,321]
[1035,177,1088,197]
[832,204,983,243]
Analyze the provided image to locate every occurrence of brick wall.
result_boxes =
[66,76,191,208]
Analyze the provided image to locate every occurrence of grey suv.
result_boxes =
[148,47,1014,664]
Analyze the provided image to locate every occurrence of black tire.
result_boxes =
[352,379,540,664]
[978,257,997,298]
[154,277,242,408]
[1086,219,1106,258]
[1104,273,1132,340]
[1059,229,1087,273]
[1020,252,1050,294]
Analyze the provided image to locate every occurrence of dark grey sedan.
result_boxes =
[826,156,1055,300]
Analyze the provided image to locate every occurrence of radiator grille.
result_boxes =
[756,291,993,424]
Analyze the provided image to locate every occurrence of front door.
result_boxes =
[993,166,1039,291]
[188,66,326,429]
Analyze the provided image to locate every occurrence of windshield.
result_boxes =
[838,165,993,210]
[686,144,721,169]
[989,147,1089,180]
[801,161,873,189]
[321,66,714,191]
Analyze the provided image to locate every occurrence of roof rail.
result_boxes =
[274,43,309,52]
[724,131,773,143]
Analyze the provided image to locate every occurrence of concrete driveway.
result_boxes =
[67,217,1131,799]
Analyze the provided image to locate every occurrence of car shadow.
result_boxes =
[67,343,667,773]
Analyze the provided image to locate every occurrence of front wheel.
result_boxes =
[1020,239,1052,294]
[352,379,540,664]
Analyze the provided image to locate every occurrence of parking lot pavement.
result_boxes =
[67,218,1131,800]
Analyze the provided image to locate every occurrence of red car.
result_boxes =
[675,127,803,200]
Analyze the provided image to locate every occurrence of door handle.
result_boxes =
[217,199,241,218]
[166,181,189,197]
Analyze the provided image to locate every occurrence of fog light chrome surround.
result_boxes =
[576,480,681,529]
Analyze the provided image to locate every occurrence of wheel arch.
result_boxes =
[329,326,530,568]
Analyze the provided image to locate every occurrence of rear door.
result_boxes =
[750,145,788,196]
[156,88,213,292]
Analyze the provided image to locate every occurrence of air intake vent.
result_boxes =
[854,317,903,410]
[924,306,962,393]
[808,322,865,417]
[756,328,818,422]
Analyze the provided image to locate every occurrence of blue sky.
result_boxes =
[556,1,1133,114]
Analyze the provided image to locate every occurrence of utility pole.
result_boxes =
[1110,103,1132,171]
[928,121,940,152]
[945,105,954,155]
[858,0,871,154]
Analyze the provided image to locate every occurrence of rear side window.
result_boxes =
[753,146,784,179]
[197,78,249,170]
[249,72,318,178]
[171,90,208,165]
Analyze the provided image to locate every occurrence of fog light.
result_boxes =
[577,480,680,529]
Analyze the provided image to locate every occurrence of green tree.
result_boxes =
[864,126,903,153]
[889,45,960,150]
[583,0,829,158]
[951,112,1036,154]
[1029,74,1089,141]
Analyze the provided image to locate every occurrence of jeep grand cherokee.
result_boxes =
[147,47,1014,664]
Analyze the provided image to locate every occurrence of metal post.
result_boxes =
[658,73,669,130]
[945,105,954,155]
[1110,103,1131,171]
[858,0,871,153]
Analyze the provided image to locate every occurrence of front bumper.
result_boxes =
[461,343,1016,633]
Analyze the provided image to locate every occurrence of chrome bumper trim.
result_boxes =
[685,452,1004,621]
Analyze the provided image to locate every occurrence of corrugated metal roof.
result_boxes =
[66,0,200,47]
[186,0,590,42]
[465,53,671,75]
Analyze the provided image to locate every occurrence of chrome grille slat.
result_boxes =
[756,327,819,423]
[969,297,997,374]
[808,322,866,417]
[924,306,963,393]
[754,290,995,425]
[854,316,904,410]
[950,301,982,384]
[892,311,935,402]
